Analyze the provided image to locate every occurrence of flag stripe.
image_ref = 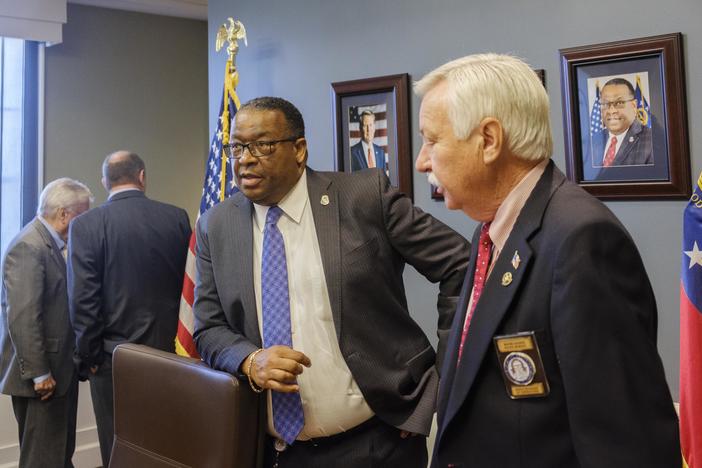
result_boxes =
[176,61,240,358]
[680,283,702,467]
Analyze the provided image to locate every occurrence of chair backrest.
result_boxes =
[110,343,262,468]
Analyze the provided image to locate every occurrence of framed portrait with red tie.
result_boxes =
[331,73,413,200]
[560,33,691,200]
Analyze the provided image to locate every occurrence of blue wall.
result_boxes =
[207,0,702,398]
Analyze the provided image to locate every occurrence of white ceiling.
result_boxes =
[68,0,207,20]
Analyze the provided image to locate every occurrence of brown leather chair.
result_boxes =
[110,343,262,468]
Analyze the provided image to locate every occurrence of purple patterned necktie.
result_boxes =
[261,206,304,445]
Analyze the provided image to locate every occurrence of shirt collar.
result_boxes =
[253,169,308,233]
[489,159,548,253]
[38,216,65,250]
[108,187,143,200]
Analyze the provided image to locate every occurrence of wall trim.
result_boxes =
[68,0,207,20]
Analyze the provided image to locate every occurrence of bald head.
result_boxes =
[102,151,146,193]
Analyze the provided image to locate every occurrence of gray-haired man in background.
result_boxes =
[0,178,93,468]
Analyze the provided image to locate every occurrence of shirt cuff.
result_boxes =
[33,372,51,384]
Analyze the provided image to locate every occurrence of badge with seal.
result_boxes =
[493,331,550,399]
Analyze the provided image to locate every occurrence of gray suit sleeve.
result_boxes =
[193,217,257,377]
[377,171,470,371]
[4,241,50,380]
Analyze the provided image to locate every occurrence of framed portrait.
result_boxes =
[560,33,691,200]
[331,73,412,199]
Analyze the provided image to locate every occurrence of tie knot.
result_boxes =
[266,206,283,226]
[610,136,617,144]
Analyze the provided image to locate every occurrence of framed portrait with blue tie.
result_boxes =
[560,33,691,200]
[331,73,413,199]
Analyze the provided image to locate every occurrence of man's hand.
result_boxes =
[34,376,56,401]
[243,345,311,393]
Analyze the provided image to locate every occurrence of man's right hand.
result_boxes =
[34,376,56,401]
[243,345,311,393]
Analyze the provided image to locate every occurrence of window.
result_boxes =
[1,38,40,256]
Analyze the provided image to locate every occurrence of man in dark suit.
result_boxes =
[1,178,92,468]
[194,97,469,468]
[598,77,652,167]
[415,54,680,467]
[68,151,191,467]
[350,109,386,171]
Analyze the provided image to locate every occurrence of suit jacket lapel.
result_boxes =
[435,243,476,431]
[614,121,641,164]
[438,161,565,444]
[228,195,260,345]
[33,219,67,278]
[306,169,342,340]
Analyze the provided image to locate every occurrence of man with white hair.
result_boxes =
[414,54,680,467]
[0,178,92,468]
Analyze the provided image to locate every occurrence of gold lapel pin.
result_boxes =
[501,272,513,286]
[511,251,521,270]
[321,195,330,206]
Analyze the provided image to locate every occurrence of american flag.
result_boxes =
[349,103,389,171]
[588,81,606,167]
[175,72,239,358]
[589,82,605,138]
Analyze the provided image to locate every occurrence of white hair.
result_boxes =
[414,53,553,162]
[37,178,94,218]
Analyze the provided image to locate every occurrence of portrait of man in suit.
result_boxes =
[414,53,680,467]
[67,151,191,467]
[1,178,93,468]
[350,109,387,172]
[596,77,653,167]
[194,96,469,468]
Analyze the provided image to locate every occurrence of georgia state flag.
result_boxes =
[681,172,702,468]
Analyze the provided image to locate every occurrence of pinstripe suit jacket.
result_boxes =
[0,219,76,398]
[193,168,469,434]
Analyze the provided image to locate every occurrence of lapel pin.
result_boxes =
[511,251,521,270]
[320,195,330,206]
[629,136,634,143]
[501,272,513,286]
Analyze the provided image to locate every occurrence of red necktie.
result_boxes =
[367,148,375,168]
[603,136,617,167]
[458,222,492,363]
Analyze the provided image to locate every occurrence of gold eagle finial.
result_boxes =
[216,18,247,62]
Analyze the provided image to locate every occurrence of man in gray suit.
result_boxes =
[194,97,469,468]
[0,178,93,468]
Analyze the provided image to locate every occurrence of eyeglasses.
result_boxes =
[599,98,635,110]
[223,138,299,160]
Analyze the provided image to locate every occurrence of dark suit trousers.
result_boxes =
[12,376,78,468]
[89,358,114,467]
[263,417,427,468]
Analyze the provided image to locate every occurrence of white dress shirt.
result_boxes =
[601,130,626,165]
[252,170,374,440]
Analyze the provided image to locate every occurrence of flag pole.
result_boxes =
[175,18,247,358]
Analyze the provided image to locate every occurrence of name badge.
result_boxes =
[493,331,549,399]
